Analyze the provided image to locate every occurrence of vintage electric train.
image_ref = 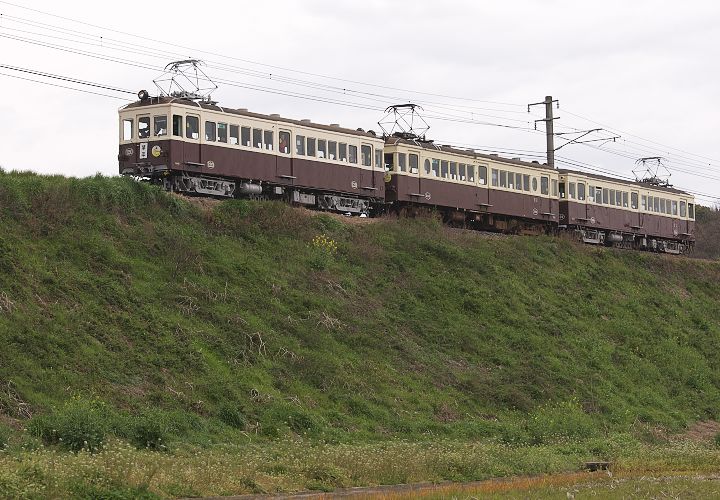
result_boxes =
[118,95,696,254]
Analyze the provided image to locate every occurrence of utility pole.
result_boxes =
[528,96,559,169]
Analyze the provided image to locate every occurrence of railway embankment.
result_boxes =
[1,171,720,497]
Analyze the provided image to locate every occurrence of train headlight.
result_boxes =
[124,147,134,157]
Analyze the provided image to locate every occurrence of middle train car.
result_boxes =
[383,135,559,232]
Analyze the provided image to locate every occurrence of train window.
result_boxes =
[361,145,372,166]
[569,182,576,199]
[631,192,638,209]
[339,143,347,162]
[279,131,290,154]
[468,165,475,183]
[507,171,514,189]
[523,174,530,192]
[609,189,615,205]
[666,200,672,215]
[458,164,466,180]
[264,130,274,150]
[559,182,566,198]
[601,188,608,205]
[241,126,251,146]
[217,122,228,143]
[384,153,394,171]
[186,115,199,139]
[441,160,449,178]
[297,135,306,155]
[588,185,594,201]
[318,139,327,158]
[172,115,182,137]
[688,203,694,219]
[450,162,457,180]
[138,116,150,139]
[660,198,666,214]
[478,166,486,185]
[491,169,499,187]
[424,159,431,175]
[616,192,622,207]
[328,141,337,160]
[499,170,507,188]
[578,183,585,201]
[641,195,647,210]
[622,192,628,208]
[680,201,687,217]
[551,179,558,197]
[541,177,549,195]
[123,118,133,140]
[205,121,216,141]
[307,137,316,157]
[253,128,263,148]
[398,153,407,172]
[532,177,538,192]
[409,154,419,173]
[654,197,660,213]
[375,149,382,169]
[154,115,167,136]
[349,145,357,163]
[515,173,522,191]
[431,159,440,177]
[229,125,239,145]
[671,200,678,216]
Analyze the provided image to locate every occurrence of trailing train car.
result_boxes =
[383,136,559,233]
[558,170,695,253]
[118,96,386,215]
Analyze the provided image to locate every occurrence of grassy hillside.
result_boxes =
[695,205,720,260]
[1,170,720,451]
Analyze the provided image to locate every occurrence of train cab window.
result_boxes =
[307,138,316,157]
[253,128,263,148]
[375,150,382,169]
[523,174,530,192]
[409,154,419,174]
[431,159,440,177]
[671,200,678,216]
[622,192,628,208]
[499,170,507,188]
[172,115,182,137]
[424,159,431,175]
[491,169,499,187]
[279,131,290,154]
[569,182,576,200]
[559,182,566,198]
[217,123,228,143]
[654,197,660,213]
[441,160,449,178]
[384,153,394,171]
[339,143,347,162]
[229,125,239,145]
[551,179,558,197]
[468,165,475,183]
[264,130,274,150]
[138,116,150,139]
[450,162,457,180]
[541,176,549,195]
[578,183,585,201]
[296,135,306,155]
[122,118,133,140]
[532,177,538,192]
[602,188,609,205]
[398,152,407,172]
[349,145,357,164]
[478,166,486,185]
[507,172,514,189]
[688,203,695,219]
[680,201,687,217]
[154,115,167,136]
[328,141,337,160]
[631,192,638,209]
[241,126,251,146]
[186,115,199,139]
[318,139,327,158]
[361,145,372,166]
[205,121,216,141]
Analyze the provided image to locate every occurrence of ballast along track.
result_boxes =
[118,96,696,255]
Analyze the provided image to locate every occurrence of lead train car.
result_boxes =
[118,97,386,215]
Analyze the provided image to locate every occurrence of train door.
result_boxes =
[476,164,490,209]
[184,114,201,166]
[362,143,376,192]
[631,190,641,230]
[276,129,293,181]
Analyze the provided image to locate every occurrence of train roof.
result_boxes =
[558,168,692,196]
[120,97,383,140]
[384,135,555,171]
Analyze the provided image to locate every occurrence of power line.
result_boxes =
[0,70,130,100]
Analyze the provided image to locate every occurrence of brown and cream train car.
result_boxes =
[383,136,559,232]
[558,170,695,253]
[118,97,386,215]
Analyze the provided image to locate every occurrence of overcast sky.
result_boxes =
[0,0,718,204]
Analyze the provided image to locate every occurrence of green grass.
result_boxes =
[0,171,720,495]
